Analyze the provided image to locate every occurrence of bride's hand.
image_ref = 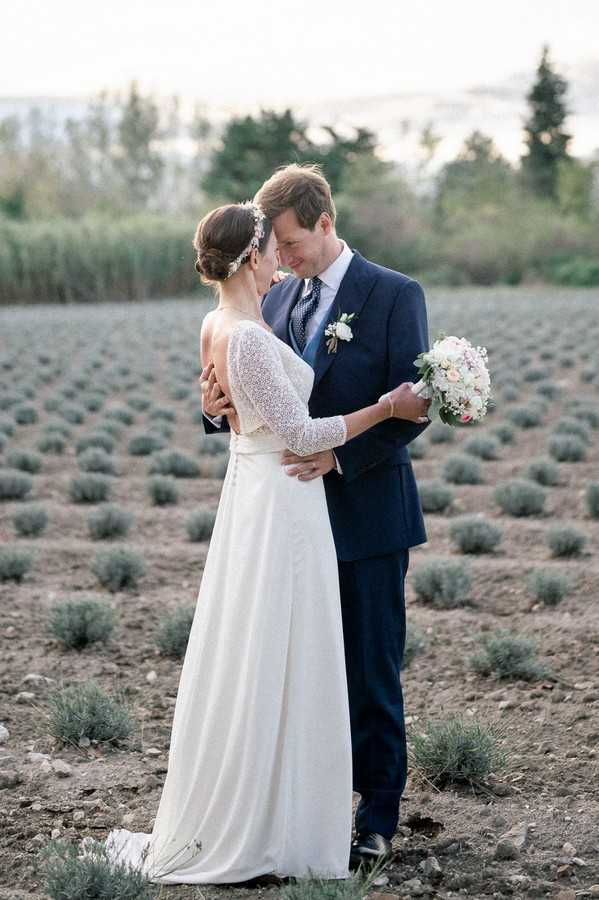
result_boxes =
[381,383,430,423]
[270,270,290,286]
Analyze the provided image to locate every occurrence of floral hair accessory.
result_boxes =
[226,200,267,278]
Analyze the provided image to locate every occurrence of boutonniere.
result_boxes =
[324,311,356,354]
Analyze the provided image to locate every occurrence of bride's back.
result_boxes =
[201,309,271,434]
[200,310,237,431]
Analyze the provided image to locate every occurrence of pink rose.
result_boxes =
[460,414,472,423]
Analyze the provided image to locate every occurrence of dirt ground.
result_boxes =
[1,291,598,899]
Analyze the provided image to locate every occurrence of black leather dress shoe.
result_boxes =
[349,831,393,869]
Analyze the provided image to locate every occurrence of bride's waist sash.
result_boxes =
[229,431,286,455]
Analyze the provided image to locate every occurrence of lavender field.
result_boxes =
[1,286,598,899]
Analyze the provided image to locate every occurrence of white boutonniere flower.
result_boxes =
[324,311,356,354]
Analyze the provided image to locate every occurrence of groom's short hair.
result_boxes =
[255,163,336,230]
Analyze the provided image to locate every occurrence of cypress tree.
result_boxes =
[521,45,571,199]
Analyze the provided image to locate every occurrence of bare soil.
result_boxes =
[1,293,598,899]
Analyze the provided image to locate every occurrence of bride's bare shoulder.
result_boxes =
[216,316,272,340]
[200,309,235,354]
[203,313,272,362]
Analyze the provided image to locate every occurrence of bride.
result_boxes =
[103,201,429,884]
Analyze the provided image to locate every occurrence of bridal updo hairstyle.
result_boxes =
[193,204,273,284]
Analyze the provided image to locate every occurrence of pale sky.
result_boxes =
[3,0,598,105]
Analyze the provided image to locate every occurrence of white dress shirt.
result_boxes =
[298,240,353,475]
[302,240,354,345]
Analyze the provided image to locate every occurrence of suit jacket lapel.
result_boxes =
[265,278,304,347]
[302,297,333,368]
[312,251,376,388]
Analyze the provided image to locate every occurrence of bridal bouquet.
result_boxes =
[411,335,491,425]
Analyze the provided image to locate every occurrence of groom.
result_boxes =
[202,164,430,866]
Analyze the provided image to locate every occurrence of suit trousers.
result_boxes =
[337,549,410,840]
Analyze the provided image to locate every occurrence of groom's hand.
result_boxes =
[282,449,336,481]
[199,363,237,418]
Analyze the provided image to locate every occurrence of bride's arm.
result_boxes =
[229,324,427,458]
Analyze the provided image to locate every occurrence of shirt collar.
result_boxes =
[305,239,353,292]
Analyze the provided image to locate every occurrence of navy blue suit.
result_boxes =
[204,249,429,838]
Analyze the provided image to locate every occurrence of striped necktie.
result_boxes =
[290,276,322,353]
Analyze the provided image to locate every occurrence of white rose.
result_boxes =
[436,339,460,359]
[335,322,353,342]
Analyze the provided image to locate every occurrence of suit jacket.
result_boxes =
[204,250,430,561]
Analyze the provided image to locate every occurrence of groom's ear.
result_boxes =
[318,212,333,235]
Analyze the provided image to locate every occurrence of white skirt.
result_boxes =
[104,430,352,883]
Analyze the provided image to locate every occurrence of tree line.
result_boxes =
[1,46,598,301]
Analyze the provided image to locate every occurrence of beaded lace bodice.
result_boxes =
[226,319,347,457]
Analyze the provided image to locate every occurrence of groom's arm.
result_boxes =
[332,279,430,483]
[203,412,231,435]
[375,278,430,441]
[199,364,232,434]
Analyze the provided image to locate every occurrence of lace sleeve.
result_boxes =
[228,322,347,456]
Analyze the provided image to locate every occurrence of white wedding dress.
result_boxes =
[104,320,353,884]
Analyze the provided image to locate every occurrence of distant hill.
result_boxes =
[0,96,90,126]
[296,59,599,166]
[1,59,597,169]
